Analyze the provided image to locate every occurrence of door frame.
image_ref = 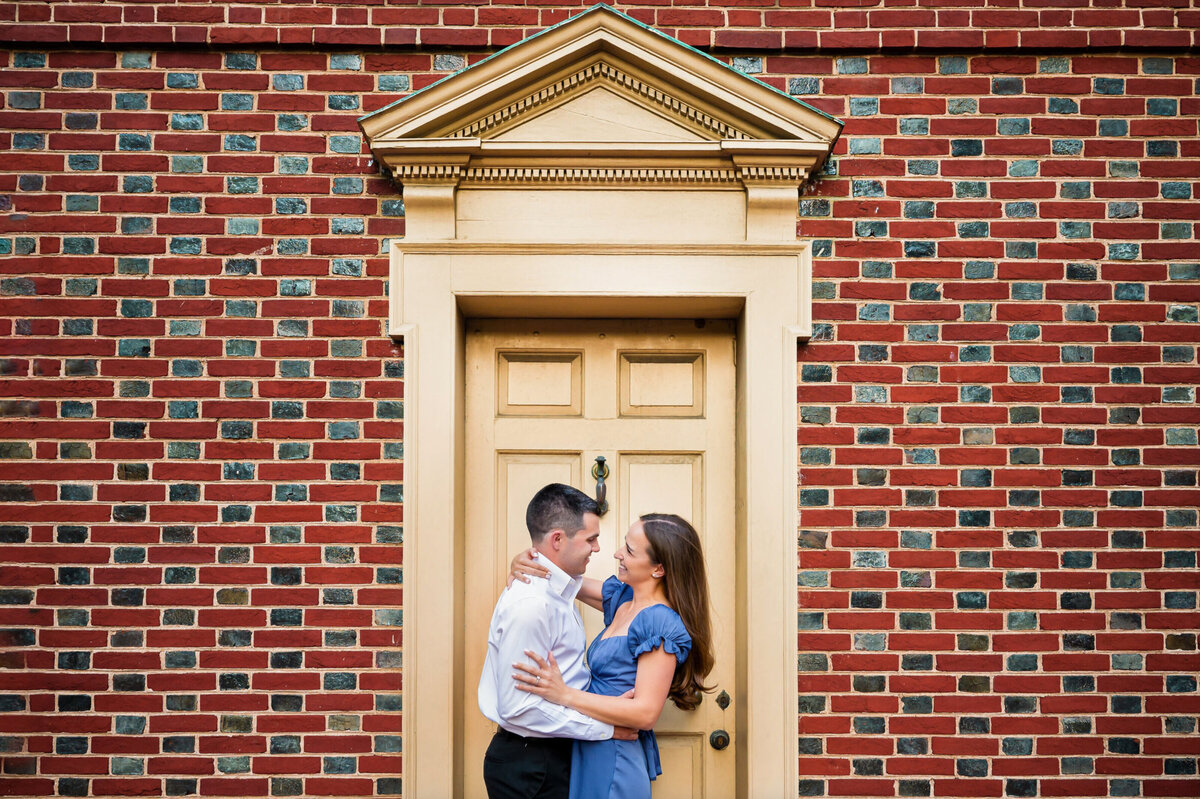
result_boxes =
[393,240,810,798]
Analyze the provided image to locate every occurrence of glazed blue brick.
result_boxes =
[1094,77,1124,94]
[892,77,923,94]
[1099,119,1128,137]
[18,174,42,191]
[939,56,967,74]
[1110,160,1139,177]
[998,118,1029,135]
[276,198,307,214]
[1061,345,1093,363]
[277,319,308,337]
[166,72,198,89]
[1144,56,1174,74]
[279,279,310,297]
[835,57,867,74]
[225,52,256,69]
[279,156,309,174]
[328,94,359,110]
[951,139,982,157]
[1114,283,1145,301]
[852,179,883,197]
[224,134,256,151]
[225,340,255,358]
[1052,139,1082,156]
[13,132,44,149]
[115,92,147,110]
[956,181,987,198]
[732,56,762,74]
[1148,98,1178,116]
[171,155,202,173]
[121,217,152,235]
[1161,222,1191,239]
[279,442,310,460]
[849,138,881,154]
[329,135,361,153]
[811,239,832,257]
[62,71,93,88]
[379,74,410,91]
[169,197,200,214]
[62,237,95,255]
[1048,97,1078,114]
[960,385,991,403]
[849,97,877,116]
[221,93,253,111]
[333,177,363,194]
[278,239,308,255]
[1010,366,1040,383]
[1108,243,1139,261]
[9,91,40,109]
[965,261,995,279]
[169,237,201,255]
[898,117,929,135]
[1061,181,1091,199]
[1005,241,1037,259]
[1059,221,1090,238]
[123,175,153,192]
[992,77,1022,95]
[1169,305,1199,323]
[957,221,987,238]
[228,218,259,235]
[903,201,934,219]
[171,113,203,131]
[1148,140,1178,157]
[331,218,365,235]
[329,422,359,440]
[856,220,886,237]
[1061,386,1092,403]
[273,74,304,91]
[948,98,976,114]
[1012,283,1042,300]
[907,159,937,175]
[225,300,256,318]
[903,240,935,258]
[1009,159,1038,177]
[787,77,819,95]
[277,114,307,131]
[963,303,992,322]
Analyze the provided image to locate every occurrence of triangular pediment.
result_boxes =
[360,4,841,177]
[489,85,709,143]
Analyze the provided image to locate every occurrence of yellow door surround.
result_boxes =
[359,5,841,796]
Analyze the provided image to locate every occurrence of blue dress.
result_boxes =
[569,577,692,799]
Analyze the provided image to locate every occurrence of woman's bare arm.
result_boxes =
[509,549,606,612]
[514,647,676,730]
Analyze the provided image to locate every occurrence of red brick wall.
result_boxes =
[2,3,1199,798]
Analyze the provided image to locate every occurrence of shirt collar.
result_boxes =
[541,556,583,603]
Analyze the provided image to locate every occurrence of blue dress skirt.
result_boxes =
[569,577,692,799]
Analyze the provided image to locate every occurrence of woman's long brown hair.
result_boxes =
[639,513,714,711]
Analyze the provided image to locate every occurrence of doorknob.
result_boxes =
[591,456,609,516]
[709,729,730,750]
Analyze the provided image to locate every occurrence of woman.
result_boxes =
[508,513,713,799]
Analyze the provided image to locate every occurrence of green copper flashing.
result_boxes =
[359,3,842,129]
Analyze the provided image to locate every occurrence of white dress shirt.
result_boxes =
[478,557,613,740]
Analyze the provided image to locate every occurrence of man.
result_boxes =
[478,483,629,799]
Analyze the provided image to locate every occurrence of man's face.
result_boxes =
[557,512,601,577]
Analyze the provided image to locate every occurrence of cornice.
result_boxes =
[449,61,750,142]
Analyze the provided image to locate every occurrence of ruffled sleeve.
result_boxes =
[628,605,691,664]
[601,576,632,626]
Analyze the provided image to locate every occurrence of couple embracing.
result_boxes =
[477,483,713,799]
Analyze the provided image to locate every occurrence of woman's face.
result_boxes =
[614,520,660,585]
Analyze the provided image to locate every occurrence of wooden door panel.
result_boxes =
[466,319,735,799]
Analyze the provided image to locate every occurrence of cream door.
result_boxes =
[464,318,736,798]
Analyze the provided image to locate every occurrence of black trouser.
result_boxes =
[483,727,572,799]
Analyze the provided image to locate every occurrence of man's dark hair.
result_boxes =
[526,483,599,543]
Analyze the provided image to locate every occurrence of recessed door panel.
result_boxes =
[465,319,735,799]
